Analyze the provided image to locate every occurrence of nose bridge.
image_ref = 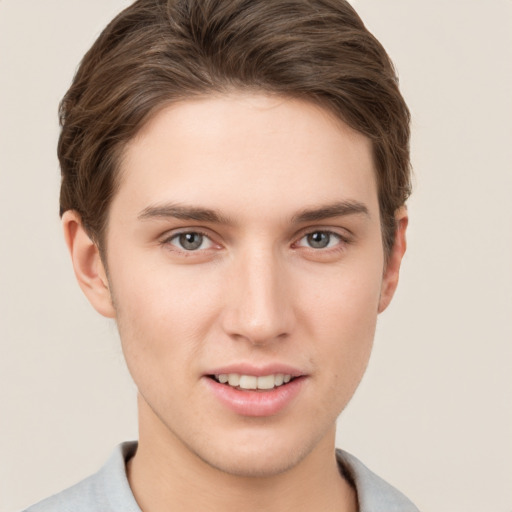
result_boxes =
[223,242,293,344]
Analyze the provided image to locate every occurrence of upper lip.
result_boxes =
[205,363,306,378]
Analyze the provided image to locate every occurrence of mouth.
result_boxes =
[205,371,305,416]
[209,373,295,391]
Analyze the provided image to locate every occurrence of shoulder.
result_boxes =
[22,442,141,512]
[336,449,420,512]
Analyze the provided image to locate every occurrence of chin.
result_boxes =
[189,424,331,479]
[199,446,307,478]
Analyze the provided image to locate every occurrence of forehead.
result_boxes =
[114,93,378,222]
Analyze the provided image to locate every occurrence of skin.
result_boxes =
[63,93,407,512]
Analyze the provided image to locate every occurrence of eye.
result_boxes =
[297,231,342,249]
[167,231,214,251]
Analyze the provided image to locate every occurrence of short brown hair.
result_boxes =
[58,0,411,256]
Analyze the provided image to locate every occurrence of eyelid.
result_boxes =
[295,231,341,248]
[293,226,352,246]
[158,226,352,254]
[160,228,221,252]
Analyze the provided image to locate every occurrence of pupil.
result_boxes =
[180,232,202,250]
[308,232,329,249]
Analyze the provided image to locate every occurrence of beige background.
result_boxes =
[1,1,511,511]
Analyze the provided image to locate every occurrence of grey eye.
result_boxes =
[177,232,204,250]
[165,231,216,253]
[306,231,332,249]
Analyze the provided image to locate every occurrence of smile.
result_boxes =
[206,372,305,416]
[212,373,293,390]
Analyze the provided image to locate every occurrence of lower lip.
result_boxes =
[204,376,305,417]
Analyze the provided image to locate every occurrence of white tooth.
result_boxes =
[283,374,291,383]
[239,375,257,390]
[257,375,275,390]
[274,374,284,386]
[228,374,240,386]
[218,374,229,384]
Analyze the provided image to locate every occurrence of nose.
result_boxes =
[221,246,295,345]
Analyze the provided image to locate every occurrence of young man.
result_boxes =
[26,0,418,510]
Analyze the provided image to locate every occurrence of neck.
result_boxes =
[127,398,357,512]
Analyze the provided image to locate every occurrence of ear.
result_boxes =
[62,210,115,318]
[378,207,408,313]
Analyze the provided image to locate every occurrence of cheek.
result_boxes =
[108,259,224,373]
[301,260,382,399]
[301,256,383,337]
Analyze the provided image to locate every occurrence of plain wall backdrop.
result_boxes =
[1,1,511,511]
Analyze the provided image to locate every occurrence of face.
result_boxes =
[69,93,405,477]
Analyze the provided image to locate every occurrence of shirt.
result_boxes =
[24,442,420,511]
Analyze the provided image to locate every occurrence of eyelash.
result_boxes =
[160,229,351,255]
[161,230,216,253]
[294,230,349,251]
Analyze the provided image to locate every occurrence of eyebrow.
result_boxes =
[138,203,233,224]
[138,199,370,225]
[291,200,370,223]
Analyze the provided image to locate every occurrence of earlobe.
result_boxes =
[378,207,408,313]
[62,211,116,318]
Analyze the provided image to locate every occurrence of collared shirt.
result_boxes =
[24,442,420,512]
